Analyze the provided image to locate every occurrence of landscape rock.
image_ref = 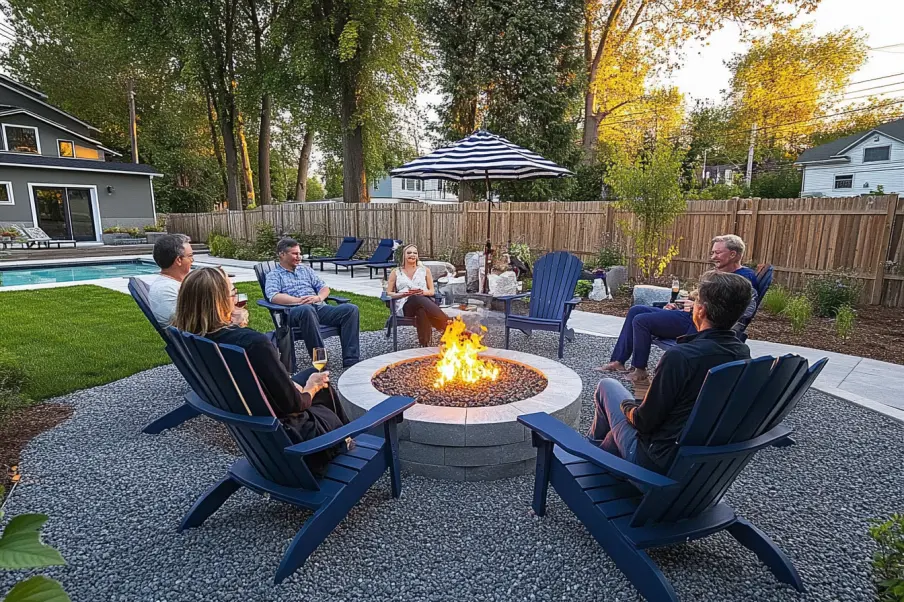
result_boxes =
[633,284,672,306]
[605,265,628,292]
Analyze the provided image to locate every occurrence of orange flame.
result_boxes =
[434,316,500,388]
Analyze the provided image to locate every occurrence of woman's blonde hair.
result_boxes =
[172,267,233,336]
[401,244,422,267]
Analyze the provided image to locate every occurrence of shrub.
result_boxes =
[869,514,904,602]
[783,295,812,335]
[574,280,592,298]
[142,223,163,233]
[435,242,482,268]
[102,225,123,234]
[252,222,279,260]
[0,349,29,421]
[804,271,863,317]
[761,285,791,315]
[835,304,856,341]
[208,233,238,258]
[507,242,533,267]
[585,244,625,270]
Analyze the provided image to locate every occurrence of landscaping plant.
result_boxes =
[783,295,812,335]
[574,280,592,298]
[142,224,163,233]
[208,233,238,259]
[0,489,71,602]
[252,222,279,259]
[588,245,625,270]
[804,271,863,317]
[869,514,904,602]
[835,304,856,342]
[761,285,791,315]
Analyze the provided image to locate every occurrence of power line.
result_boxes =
[870,43,904,53]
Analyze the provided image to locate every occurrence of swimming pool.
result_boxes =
[0,260,162,287]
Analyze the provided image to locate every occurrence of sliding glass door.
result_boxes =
[33,186,97,241]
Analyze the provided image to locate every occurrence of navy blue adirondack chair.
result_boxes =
[499,251,583,359]
[332,238,396,278]
[254,261,351,362]
[519,353,828,602]
[305,236,364,271]
[652,264,775,351]
[127,277,201,434]
[381,291,445,351]
[168,328,415,584]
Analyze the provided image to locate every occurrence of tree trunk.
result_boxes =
[582,90,600,162]
[236,111,255,208]
[204,84,228,194]
[218,92,241,211]
[295,129,314,202]
[339,66,368,204]
[258,93,272,205]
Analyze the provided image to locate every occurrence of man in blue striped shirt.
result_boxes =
[265,238,360,367]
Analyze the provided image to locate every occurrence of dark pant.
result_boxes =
[588,378,638,462]
[290,368,349,422]
[289,368,350,476]
[610,305,696,369]
[289,302,360,366]
[402,295,450,346]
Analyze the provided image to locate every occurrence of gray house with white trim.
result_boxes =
[0,75,159,241]
[795,117,904,197]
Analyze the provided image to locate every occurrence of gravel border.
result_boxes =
[1,328,901,601]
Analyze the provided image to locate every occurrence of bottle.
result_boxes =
[670,277,680,303]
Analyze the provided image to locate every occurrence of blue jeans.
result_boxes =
[587,378,638,462]
[610,305,696,369]
[289,302,360,366]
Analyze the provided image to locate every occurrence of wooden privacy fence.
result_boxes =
[167,195,904,306]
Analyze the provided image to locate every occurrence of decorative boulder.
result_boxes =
[465,252,483,292]
[489,271,518,297]
[606,265,628,293]
[633,285,672,307]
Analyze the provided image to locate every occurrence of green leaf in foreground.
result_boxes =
[3,575,71,602]
[0,514,66,569]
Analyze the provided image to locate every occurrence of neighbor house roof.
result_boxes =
[796,117,904,165]
[0,152,162,176]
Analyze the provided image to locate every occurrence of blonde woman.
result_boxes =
[386,244,450,346]
[172,267,350,475]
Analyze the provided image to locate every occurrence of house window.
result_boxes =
[58,140,75,158]
[405,178,415,191]
[373,180,379,190]
[2,124,40,154]
[74,144,100,160]
[835,175,854,189]
[0,181,12,205]
[864,145,891,163]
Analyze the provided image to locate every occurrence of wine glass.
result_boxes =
[235,293,248,308]
[670,278,680,303]
[312,347,328,373]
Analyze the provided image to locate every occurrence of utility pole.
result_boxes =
[701,148,708,185]
[128,80,138,164]
[745,123,757,187]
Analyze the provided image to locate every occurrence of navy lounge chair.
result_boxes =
[127,277,201,434]
[254,261,352,361]
[168,328,415,584]
[305,236,364,271]
[332,238,396,278]
[499,251,583,359]
[520,353,827,602]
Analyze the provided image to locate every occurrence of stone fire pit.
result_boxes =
[337,347,583,481]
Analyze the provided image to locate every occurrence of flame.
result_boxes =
[434,316,500,388]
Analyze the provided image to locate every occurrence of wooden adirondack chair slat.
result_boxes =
[520,354,827,602]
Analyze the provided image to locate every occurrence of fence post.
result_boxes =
[546,202,557,252]
[747,197,761,261]
[354,203,360,239]
[729,198,739,235]
[506,203,513,246]
[871,195,898,305]
[459,202,467,245]
[426,204,433,257]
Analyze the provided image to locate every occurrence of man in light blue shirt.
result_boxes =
[265,238,360,367]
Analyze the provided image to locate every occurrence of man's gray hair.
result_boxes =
[277,237,299,255]
[697,270,752,330]
[712,234,746,257]
[152,233,190,269]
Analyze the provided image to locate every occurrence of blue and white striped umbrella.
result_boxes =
[390,130,572,182]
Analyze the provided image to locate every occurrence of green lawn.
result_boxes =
[0,283,388,402]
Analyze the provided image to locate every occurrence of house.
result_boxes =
[0,74,160,242]
[795,117,904,197]
[370,175,458,202]
[701,164,740,186]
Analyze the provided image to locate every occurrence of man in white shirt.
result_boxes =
[148,234,195,326]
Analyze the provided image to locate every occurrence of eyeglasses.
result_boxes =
[229,287,238,298]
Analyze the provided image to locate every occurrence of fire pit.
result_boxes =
[337,318,582,481]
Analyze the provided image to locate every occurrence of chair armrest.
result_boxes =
[518,412,677,489]
[185,392,281,431]
[678,424,793,462]
[498,292,531,316]
[326,296,350,304]
[257,299,291,313]
[285,396,416,456]
[565,297,581,306]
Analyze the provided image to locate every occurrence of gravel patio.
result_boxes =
[1,329,901,602]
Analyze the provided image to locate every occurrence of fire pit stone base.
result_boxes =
[337,347,583,481]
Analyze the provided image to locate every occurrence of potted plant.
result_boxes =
[102,225,135,245]
[143,223,165,244]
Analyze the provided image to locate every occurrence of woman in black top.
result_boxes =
[172,267,350,474]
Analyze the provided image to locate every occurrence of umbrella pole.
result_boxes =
[484,170,492,294]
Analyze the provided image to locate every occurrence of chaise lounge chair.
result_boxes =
[168,327,415,584]
[520,353,827,602]
[304,236,364,271]
[16,225,77,249]
[331,238,396,278]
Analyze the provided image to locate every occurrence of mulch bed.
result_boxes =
[0,403,73,502]
[372,357,547,407]
[577,294,904,366]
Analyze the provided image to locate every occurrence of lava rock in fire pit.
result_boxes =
[371,357,547,407]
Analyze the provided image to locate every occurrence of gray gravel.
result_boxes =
[1,328,902,601]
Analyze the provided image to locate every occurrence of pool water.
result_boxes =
[0,261,161,287]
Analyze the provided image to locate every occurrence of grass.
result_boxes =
[0,283,389,403]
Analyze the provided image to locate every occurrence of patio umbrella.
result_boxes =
[390,129,572,292]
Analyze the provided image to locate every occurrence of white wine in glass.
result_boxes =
[312,347,328,372]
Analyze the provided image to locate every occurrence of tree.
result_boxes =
[306,177,326,200]
[606,145,686,279]
[581,0,820,161]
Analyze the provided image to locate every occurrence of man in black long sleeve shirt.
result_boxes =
[588,271,753,474]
